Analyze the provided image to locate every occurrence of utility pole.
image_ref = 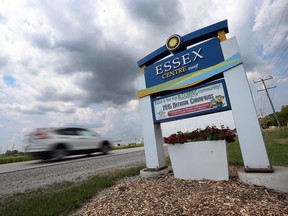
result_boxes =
[253,76,281,128]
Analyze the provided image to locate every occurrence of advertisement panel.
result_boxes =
[144,37,224,88]
[152,80,231,123]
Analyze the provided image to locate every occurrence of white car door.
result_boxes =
[56,128,80,150]
[76,129,101,150]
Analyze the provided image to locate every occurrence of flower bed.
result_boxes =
[164,126,236,180]
[164,125,236,144]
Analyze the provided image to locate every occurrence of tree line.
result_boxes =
[1,150,26,156]
[259,105,288,129]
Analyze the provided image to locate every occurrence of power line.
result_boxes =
[275,68,288,89]
[252,2,288,114]
[253,76,281,127]
[264,31,288,77]
[260,1,288,62]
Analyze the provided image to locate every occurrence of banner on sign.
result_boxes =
[152,80,231,123]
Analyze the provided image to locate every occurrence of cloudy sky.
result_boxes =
[0,0,287,153]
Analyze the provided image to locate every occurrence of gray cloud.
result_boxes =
[42,37,139,105]
[0,103,75,115]
[124,0,183,31]
[76,49,138,105]
[35,104,76,114]
[28,33,53,50]
[25,1,140,106]
[0,56,9,68]
[36,86,84,103]
[22,0,288,108]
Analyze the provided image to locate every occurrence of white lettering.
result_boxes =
[182,53,191,65]
[164,61,172,72]
[155,65,163,75]
[192,48,204,61]
[172,58,181,68]
[155,47,204,76]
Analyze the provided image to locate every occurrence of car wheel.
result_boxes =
[52,145,67,160]
[101,142,110,155]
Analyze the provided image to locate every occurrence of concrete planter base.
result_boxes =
[168,140,229,180]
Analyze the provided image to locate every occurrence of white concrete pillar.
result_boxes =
[221,37,271,170]
[137,75,166,169]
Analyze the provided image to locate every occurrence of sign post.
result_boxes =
[137,75,166,170]
[221,37,272,171]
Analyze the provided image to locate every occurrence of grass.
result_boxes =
[0,165,145,216]
[262,127,288,167]
[0,128,287,216]
[0,155,36,165]
[227,127,288,167]
[0,144,144,165]
[112,143,144,150]
[227,139,244,166]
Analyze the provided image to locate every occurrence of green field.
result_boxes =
[262,128,288,166]
[227,127,288,167]
[0,154,35,165]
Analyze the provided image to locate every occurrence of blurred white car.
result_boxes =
[25,127,112,160]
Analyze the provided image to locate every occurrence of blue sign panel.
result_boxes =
[145,37,224,88]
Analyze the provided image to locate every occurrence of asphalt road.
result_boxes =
[0,147,158,199]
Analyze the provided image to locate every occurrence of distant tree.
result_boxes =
[259,105,288,128]
[260,115,276,129]
[5,150,12,156]
[4,150,20,156]
[12,150,19,155]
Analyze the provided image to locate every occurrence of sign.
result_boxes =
[144,37,224,88]
[152,80,231,122]
[137,52,241,99]
[137,20,272,172]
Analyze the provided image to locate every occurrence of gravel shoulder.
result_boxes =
[71,166,288,215]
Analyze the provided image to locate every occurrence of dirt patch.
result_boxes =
[274,139,288,145]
